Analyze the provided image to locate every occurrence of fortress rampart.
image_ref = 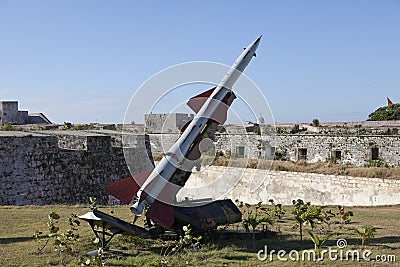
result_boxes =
[0,131,153,205]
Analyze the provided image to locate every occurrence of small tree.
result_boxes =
[354,225,376,248]
[243,213,273,240]
[312,118,320,127]
[367,103,400,121]
[290,124,300,134]
[236,200,274,240]
[308,230,333,257]
[337,206,354,225]
[33,212,80,266]
[268,199,285,220]
[292,199,324,242]
[321,209,335,233]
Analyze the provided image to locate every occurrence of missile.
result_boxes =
[106,36,261,229]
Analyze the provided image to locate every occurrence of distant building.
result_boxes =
[257,113,265,124]
[145,113,194,133]
[0,101,51,125]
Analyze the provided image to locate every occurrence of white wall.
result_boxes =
[177,166,400,206]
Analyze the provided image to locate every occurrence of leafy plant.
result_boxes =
[274,149,288,161]
[337,206,354,225]
[33,212,80,266]
[364,159,388,168]
[236,200,274,240]
[327,157,337,164]
[354,225,376,248]
[0,122,21,131]
[89,196,97,210]
[292,199,324,242]
[243,213,273,240]
[308,230,333,257]
[290,124,300,134]
[80,248,104,267]
[159,224,202,266]
[321,208,335,233]
[268,199,285,220]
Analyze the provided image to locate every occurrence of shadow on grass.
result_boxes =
[222,254,250,261]
[202,232,316,252]
[0,236,33,244]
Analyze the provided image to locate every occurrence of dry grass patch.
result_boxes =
[0,205,399,266]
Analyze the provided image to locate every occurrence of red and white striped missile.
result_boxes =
[107,36,261,229]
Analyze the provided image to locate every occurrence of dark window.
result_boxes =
[236,146,245,158]
[333,150,342,160]
[297,148,307,161]
[371,147,379,160]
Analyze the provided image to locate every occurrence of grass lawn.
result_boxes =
[0,205,399,266]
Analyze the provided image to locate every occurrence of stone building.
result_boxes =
[214,125,400,167]
[143,113,400,167]
[145,113,194,133]
[0,101,51,124]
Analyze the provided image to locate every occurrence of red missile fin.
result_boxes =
[187,87,236,124]
[146,200,175,229]
[145,180,176,229]
[187,87,216,113]
[211,91,236,124]
[106,170,152,204]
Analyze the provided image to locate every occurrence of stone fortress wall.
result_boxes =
[216,133,400,167]
[0,131,154,205]
[144,113,400,167]
[143,114,400,206]
[2,111,400,206]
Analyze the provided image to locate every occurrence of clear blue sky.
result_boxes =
[0,0,399,124]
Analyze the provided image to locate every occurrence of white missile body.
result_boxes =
[130,36,261,220]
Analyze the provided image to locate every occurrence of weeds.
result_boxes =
[33,211,81,266]
[158,224,202,266]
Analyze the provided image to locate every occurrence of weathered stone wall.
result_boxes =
[0,101,19,124]
[2,127,400,207]
[177,166,400,206]
[143,115,400,166]
[272,134,400,166]
[18,111,29,124]
[117,124,145,134]
[145,113,194,134]
[214,133,400,166]
[0,131,153,205]
[148,133,180,154]
[27,113,52,124]
[34,130,103,150]
[0,101,51,124]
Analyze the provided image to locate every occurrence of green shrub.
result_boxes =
[367,103,400,121]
